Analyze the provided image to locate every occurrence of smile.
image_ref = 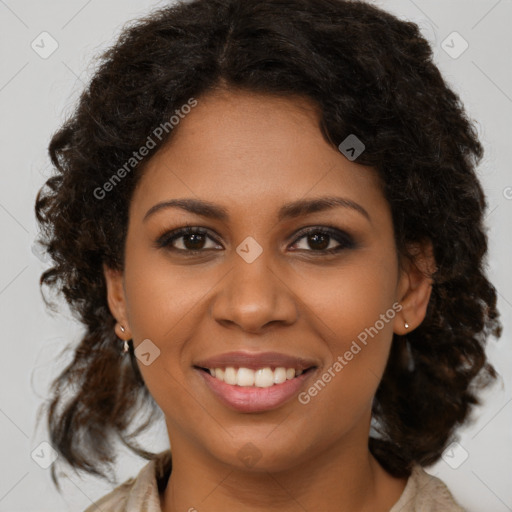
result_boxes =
[194,351,318,412]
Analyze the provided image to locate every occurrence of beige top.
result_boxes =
[84,450,465,511]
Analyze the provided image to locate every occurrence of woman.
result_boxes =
[35,0,501,510]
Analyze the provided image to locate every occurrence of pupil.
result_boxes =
[309,233,329,250]
[185,234,205,250]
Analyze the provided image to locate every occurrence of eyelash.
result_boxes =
[155,225,356,256]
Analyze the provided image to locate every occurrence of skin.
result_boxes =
[104,88,434,512]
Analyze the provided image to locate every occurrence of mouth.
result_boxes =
[194,365,318,413]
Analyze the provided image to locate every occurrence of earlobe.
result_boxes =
[103,263,131,339]
[394,241,436,335]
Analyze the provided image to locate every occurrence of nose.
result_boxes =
[210,248,298,334]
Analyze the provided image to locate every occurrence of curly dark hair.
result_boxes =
[35,0,501,489]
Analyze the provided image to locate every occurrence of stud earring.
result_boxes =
[117,324,129,354]
[404,322,409,329]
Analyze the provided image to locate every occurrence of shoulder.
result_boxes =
[82,450,172,512]
[390,464,466,512]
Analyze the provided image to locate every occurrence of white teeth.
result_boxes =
[273,367,287,384]
[224,367,237,385]
[237,367,255,386]
[208,366,304,387]
[254,367,274,387]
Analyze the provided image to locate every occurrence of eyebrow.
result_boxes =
[143,196,370,223]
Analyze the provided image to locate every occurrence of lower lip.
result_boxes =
[196,368,315,413]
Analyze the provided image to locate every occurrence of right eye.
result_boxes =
[155,226,223,254]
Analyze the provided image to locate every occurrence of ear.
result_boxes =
[394,240,436,335]
[103,263,132,340]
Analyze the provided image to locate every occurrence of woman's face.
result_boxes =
[105,88,427,472]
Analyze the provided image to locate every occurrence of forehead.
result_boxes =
[130,89,385,221]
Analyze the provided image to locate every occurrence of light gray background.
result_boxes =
[0,0,511,510]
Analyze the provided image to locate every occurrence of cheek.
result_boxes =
[296,254,399,412]
[121,252,204,423]
[121,246,236,422]
[303,252,399,345]
[123,246,209,342]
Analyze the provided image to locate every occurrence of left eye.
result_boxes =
[289,228,354,253]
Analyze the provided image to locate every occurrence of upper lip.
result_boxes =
[194,351,318,371]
